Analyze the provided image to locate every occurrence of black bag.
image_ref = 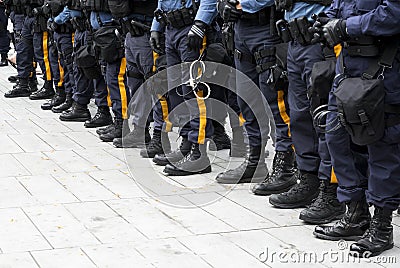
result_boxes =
[93,26,124,63]
[75,44,102,79]
[107,0,132,18]
[334,77,385,145]
[309,59,336,111]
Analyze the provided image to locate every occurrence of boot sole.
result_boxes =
[313,231,363,241]
[252,182,296,196]
[59,117,90,122]
[216,176,265,184]
[29,95,55,100]
[269,193,319,209]
[84,122,113,128]
[140,149,169,158]
[4,93,31,98]
[349,243,394,258]
[299,211,345,225]
[164,165,212,176]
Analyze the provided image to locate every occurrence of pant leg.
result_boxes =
[287,41,324,173]
[17,16,34,79]
[0,7,10,54]
[105,58,130,120]
[56,32,75,94]
[33,30,53,82]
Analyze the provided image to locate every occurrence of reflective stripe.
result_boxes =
[239,112,246,127]
[57,60,64,87]
[42,32,52,81]
[196,90,207,144]
[72,32,75,46]
[152,51,158,73]
[158,94,172,132]
[199,36,206,56]
[330,167,338,184]
[106,86,112,107]
[334,44,342,58]
[277,90,291,137]
[118,58,128,119]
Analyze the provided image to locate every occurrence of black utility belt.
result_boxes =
[240,7,271,25]
[155,7,196,29]
[344,36,380,57]
[54,23,75,34]
[121,19,152,37]
[276,17,313,45]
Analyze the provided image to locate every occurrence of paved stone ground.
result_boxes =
[0,64,399,268]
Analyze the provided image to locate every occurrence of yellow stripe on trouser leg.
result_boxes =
[42,32,52,81]
[152,51,159,73]
[118,58,128,119]
[330,168,338,184]
[334,44,342,58]
[106,86,112,107]
[238,113,246,127]
[57,59,64,87]
[71,32,75,46]
[196,90,207,144]
[157,94,172,132]
[277,90,291,137]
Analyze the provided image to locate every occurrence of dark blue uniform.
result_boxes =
[0,4,10,57]
[326,0,400,210]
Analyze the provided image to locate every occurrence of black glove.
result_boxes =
[187,20,207,51]
[47,20,57,32]
[217,0,242,22]
[309,13,331,44]
[322,19,348,47]
[149,31,165,55]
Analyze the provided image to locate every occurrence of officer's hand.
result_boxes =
[187,20,207,52]
[47,19,57,32]
[322,19,348,47]
[149,31,165,55]
[217,0,242,22]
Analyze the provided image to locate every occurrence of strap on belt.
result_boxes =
[234,49,255,63]
[347,45,380,57]
[254,47,275,61]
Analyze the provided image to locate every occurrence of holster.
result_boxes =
[93,26,124,63]
[276,19,293,43]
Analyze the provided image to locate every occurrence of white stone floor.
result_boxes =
[0,65,399,268]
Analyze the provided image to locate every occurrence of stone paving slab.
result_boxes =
[0,64,399,267]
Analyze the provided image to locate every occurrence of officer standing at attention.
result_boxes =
[311,0,400,257]
[215,0,296,188]
[149,0,219,176]
[0,0,10,66]
[262,0,345,225]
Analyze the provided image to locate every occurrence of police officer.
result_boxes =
[110,0,172,159]
[215,1,296,190]
[311,0,400,257]
[150,0,221,175]
[57,0,112,128]
[253,1,345,225]
[0,0,10,66]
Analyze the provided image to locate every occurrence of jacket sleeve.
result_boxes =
[346,0,400,37]
[194,0,218,25]
[325,0,339,19]
[239,0,275,13]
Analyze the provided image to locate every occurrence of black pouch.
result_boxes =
[93,26,124,63]
[309,59,336,111]
[34,15,47,33]
[75,44,102,79]
[334,77,385,145]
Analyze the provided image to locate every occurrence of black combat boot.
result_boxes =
[216,146,268,184]
[209,122,231,151]
[96,124,114,135]
[29,80,54,100]
[0,53,7,67]
[41,86,66,110]
[140,130,171,158]
[252,148,297,195]
[59,101,91,122]
[313,197,371,241]
[8,75,18,83]
[84,106,112,128]
[269,171,320,208]
[4,78,31,98]
[28,75,38,92]
[112,125,150,147]
[299,180,346,224]
[52,93,73,113]
[229,126,247,157]
[164,143,211,176]
[153,137,192,166]
[100,118,123,142]
[349,206,394,257]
